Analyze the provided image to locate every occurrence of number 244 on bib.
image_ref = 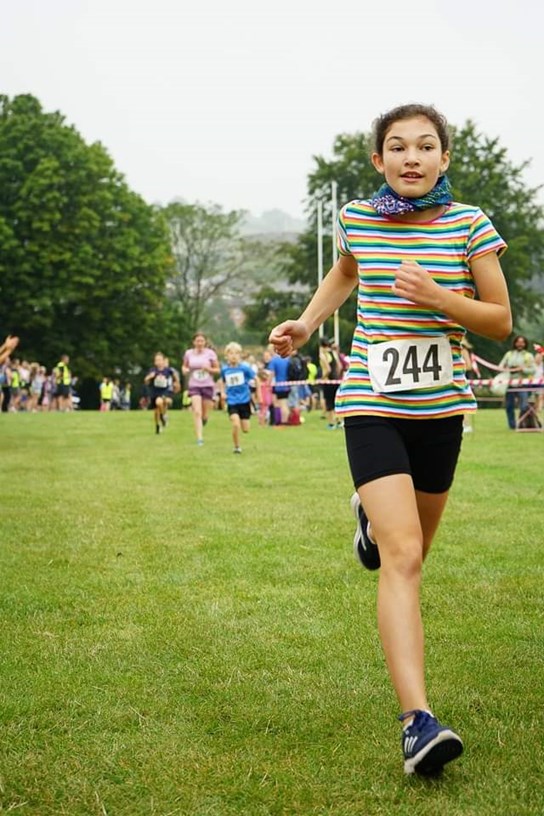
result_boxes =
[367,337,453,394]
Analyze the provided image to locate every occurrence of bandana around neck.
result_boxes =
[370,175,453,216]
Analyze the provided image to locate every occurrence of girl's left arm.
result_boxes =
[393,253,512,340]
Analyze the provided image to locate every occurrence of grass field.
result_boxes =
[1,408,543,815]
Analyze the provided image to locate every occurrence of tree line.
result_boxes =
[1,93,543,386]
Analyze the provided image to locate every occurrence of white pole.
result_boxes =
[317,199,324,339]
[331,181,340,345]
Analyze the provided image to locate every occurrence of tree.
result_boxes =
[162,201,278,340]
[243,285,309,346]
[280,122,544,358]
[0,94,173,377]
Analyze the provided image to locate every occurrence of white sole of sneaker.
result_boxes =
[404,729,463,775]
[350,492,377,557]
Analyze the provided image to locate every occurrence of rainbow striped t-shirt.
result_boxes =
[335,200,507,419]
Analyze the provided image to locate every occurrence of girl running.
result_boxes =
[269,104,511,776]
[182,333,220,445]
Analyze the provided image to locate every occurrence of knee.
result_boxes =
[380,535,423,580]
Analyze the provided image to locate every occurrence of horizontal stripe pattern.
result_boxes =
[335,200,507,418]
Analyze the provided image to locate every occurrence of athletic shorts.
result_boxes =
[273,388,290,400]
[188,386,214,401]
[322,382,339,412]
[149,391,171,408]
[228,402,251,420]
[344,414,463,494]
[55,384,70,398]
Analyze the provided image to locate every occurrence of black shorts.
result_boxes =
[322,382,339,411]
[344,415,463,494]
[150,391,171,408]
[228,402,251,420]
[273,388,290,400]
[55,384,70,398]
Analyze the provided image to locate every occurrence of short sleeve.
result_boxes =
[336,206,352,257]
[467,209,507,261]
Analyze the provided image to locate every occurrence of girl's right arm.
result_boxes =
[269,254,358,355]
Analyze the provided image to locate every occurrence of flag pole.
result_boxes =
[331,181,339,345]
[317,198,324,339]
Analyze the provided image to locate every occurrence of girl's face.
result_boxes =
[193,334,206,351]
[226,350,241,366]
[372,116,449,199]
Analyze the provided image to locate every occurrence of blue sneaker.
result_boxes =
[350,493,380,571]
[400,710,463,775]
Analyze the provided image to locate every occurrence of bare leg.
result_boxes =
[191,394,203,442]
[202,397,212,424]
[154,397,164,429]
[230,413,241,448]
[359,475,451,714]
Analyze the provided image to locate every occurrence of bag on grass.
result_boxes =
[490,372,510,397]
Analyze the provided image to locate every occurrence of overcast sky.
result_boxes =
[2,0,542,219]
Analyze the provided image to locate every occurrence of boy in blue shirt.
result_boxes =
[220,342,257,453]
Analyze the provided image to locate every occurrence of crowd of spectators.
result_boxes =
[0,343,81,413]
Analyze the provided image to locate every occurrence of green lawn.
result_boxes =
[0,408,543,815]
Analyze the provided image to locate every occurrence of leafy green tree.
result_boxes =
[162,201,280,342]
[243,285,309,345]
[278,122,544,359]
[0,94,173,377]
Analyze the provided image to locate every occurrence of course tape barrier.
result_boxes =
[272,349,543,391]
[273,377,544,389]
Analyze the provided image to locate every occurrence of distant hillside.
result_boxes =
[240,209,306,236]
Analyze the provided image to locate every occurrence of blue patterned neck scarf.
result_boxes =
[371,175,453,216]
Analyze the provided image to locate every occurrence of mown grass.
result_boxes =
[0,408,543,815]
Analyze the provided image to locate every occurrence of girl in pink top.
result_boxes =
[182,332,220,445]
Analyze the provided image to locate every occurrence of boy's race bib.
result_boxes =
[367,336,453,394]
[225,371,245,388]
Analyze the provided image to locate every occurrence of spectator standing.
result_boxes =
[268,351,291,425]
[99,377,114,411]
[499,336,536,429]
[319,338,342,429]
[54,355,72,412]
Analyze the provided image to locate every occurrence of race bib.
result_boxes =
[225,371,245,388]
[367,337,453,393]
[193,368,209,381]
[153,374,168,389]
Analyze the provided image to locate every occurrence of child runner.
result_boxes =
[269,103,512,776]
[144,352,180,435]
[220,342,257,453]
[182,332,220,446]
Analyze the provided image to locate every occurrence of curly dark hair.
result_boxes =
[372,104,450,155]
[512,335,529,349]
